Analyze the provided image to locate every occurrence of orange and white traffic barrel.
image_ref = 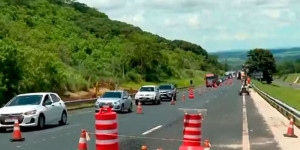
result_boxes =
[95,107,119,150]
[179,113,204,150]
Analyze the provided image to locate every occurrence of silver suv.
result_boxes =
[158,84,177,101]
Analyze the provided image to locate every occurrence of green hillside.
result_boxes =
[278,73,300,84]
[0,0,222,104]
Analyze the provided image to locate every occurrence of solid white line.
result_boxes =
[142,125,163,135]
[242,95,250,150]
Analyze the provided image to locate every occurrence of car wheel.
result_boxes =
[37,115,45,129]
[59,111,67,125]
[155,97,160,105]
[128,103,132,113]
[120,105,124,113]
[135,100,139,105]
[153,98,157,105]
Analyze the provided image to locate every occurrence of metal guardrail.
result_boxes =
[64,98,97,105]
[63,86,194,106]
[251,82,300,123]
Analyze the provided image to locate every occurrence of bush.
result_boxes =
[126,70,143,83]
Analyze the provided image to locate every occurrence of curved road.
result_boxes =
[0,79,280,150]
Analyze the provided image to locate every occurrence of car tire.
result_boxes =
[37,115,45,130]
[135,100,139,105]
[120,105,124,113]
[128,103,132,112]
[155,96,160,105]
[59,111,67,125]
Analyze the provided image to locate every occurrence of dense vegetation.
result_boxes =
[276,60,300,75]
[0,0,222,105]
[246,49,276,84]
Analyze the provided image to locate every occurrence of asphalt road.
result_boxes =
[0,79,280,150]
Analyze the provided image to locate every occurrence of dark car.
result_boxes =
[158,84,177,101]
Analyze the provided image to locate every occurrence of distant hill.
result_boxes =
[213,47,300,69]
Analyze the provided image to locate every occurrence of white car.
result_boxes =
[135,85,160,105]
[0,93,67,129]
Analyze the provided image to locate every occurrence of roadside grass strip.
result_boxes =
[252,80,300,111]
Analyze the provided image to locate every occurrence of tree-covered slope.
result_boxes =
[0,0,222,104]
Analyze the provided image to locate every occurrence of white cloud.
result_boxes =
[187,15,200,28]
[164,18,179,28]
[213,32,274,41]
[119,11,145,25]
[263,9,281,19]
[76,0,300,51]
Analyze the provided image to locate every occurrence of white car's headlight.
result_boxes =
[95,101,100,105]
[24,110,37,115]
[113,101,120,105]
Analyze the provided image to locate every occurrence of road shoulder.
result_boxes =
[250,89,300,150]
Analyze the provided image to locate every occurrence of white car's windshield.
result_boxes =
[6,95,43,106]
[140,87,154,92]
[102,92,122,98]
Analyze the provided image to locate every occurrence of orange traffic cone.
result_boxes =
[10,120,25,142]
[204,139,211,150]
[137,101,143,114]
[141,145,148,150]
[170,97,176,105]
[188,89,195,99]
[283,118,298,138]
[78,130,88,150]
[182,94,186,102]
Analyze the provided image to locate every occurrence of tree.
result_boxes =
[246,49,276,84]
[0,40,22,105]
[224,59,229,71]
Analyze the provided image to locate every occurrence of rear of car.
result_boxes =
[159,84,176,101]
[205,74,215,87]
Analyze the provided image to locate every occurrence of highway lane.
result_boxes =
[0,79,280,150]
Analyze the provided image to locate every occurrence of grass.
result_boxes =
[279,73,300,84]
[253,80,300,111]
[122,70,207,90]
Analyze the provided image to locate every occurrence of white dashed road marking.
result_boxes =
[142,125,163,135]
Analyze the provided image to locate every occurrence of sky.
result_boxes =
[77,0,300,52]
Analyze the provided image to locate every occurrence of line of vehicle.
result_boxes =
[142,125,163,135]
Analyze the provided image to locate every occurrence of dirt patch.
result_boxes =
[61,81,137,101]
